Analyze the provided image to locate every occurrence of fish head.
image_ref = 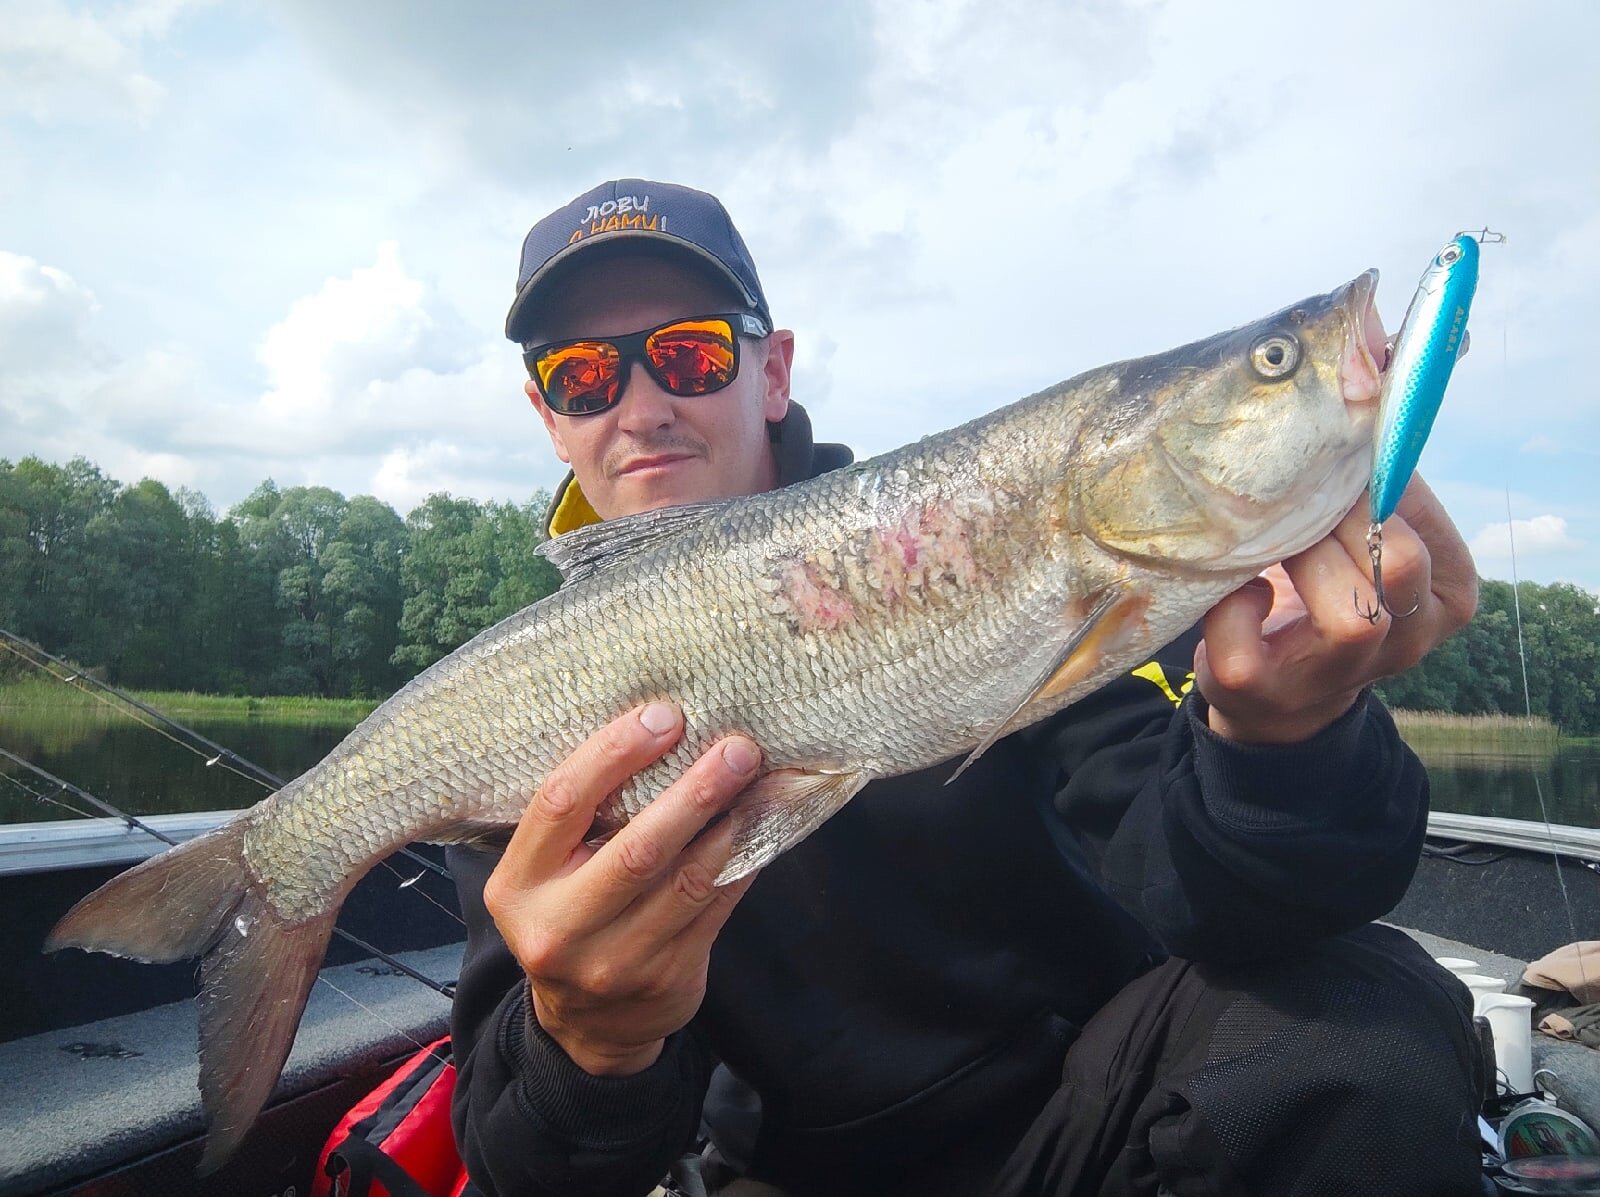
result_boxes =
[1073,269,1387,574]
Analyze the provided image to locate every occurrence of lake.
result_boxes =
[0,706,355,825]
[2,705,1596,831]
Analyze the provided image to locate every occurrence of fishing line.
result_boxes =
[1504,495,1584,958]
[0,747,458,1001]
[310,971,452,1064]
[0,629,454,886]
[0,768,102,822]
[0,636,271,792]
[0,636,464,927]
[0,746,182,845]
[1498,284,1588,990]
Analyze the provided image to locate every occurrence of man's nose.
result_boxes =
[612,360,676,433]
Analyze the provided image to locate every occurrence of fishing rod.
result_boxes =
[0,628,451,883]
[0,746,455,1000]
[0,628,282,789]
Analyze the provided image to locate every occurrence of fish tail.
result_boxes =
[46,820,336,1173]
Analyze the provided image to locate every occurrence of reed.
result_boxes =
[1390,710,1562,756]
[0,678,378,723]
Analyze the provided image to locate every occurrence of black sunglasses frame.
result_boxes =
[522,311,771,417]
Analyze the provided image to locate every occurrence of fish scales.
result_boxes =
[242,406,1114,919]
[47,268,1389,1170]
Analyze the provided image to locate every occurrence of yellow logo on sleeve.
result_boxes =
[1131,661,1194,707]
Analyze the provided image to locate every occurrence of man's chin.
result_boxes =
[606,469,715,517]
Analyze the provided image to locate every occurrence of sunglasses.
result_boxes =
[522,312,771,416]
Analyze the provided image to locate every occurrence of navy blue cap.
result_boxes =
[506,178,772,342]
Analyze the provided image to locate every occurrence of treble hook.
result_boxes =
[1355,523,1421,624]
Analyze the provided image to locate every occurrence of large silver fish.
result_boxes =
[48,269,1388,1168]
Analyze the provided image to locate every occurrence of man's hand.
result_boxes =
[482,702,761,1076]
[1195,475,1478,745]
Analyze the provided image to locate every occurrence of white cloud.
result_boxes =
[233,244,554,506]
[0,251,197,476]
[257,242,452,421]
[3,0,1596,590]
[235,242,518,460]
[0,242,556,513]
[368,438,554,516]
[0,0,199,124]
[1469,516,1584,564]
[0,250,103,371]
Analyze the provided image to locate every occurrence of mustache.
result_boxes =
[603,433,709,480]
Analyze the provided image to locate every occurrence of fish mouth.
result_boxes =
[1339,268,1387,406]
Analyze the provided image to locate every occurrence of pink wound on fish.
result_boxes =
[866,504,982,598]
[778,560,857,631]
[771,500,993,633]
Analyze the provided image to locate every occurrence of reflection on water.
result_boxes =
[0,707,360,823]
[2,707,1597,833]
[1411,743,1600,831]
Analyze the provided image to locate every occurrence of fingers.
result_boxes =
[1198,545,1369,742]
[493,702,685,893]
[1393,474,1479,630]
[574,737,761,928]
[670,869,761,961]
[1198,477,1478,744]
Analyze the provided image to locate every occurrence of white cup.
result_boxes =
[1477,993,1536,1094]
[1458,973,1508,1014]
[1434,956,1480,976]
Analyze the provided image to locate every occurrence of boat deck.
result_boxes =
[0,942,462,1196]
[1398,927,1600,1132]
[6,930,1600,1196]
[3,810,1597,1195]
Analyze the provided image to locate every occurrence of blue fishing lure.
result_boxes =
[1370,234,1481,523]
[1359,231,1495,622]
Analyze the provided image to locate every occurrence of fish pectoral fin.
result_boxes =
[424,821,512,847]
[717,769,868,885]
[538,500,730,585]
[948,584,1148,783]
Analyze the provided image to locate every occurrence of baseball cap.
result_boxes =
[506,178,772,342]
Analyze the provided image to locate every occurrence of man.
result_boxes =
[449,179,1488,1196]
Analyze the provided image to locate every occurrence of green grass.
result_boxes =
[1390,710,1562,756]
[0,677,379,722]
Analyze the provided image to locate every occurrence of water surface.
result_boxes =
[0,706,357,824]
[2,706,1595,831]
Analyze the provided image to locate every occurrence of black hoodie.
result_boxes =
[447,403,1429,1197]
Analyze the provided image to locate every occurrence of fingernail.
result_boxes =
[639,702,678,735]
[722,739,759,775]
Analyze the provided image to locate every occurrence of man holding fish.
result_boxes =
[447,180,1490,1196]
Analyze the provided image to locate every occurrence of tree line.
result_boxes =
[0,456,560,698]
[1376,577,1600,734]
[2,455,1597,733]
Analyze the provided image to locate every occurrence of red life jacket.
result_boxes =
[313,1037,470,1197]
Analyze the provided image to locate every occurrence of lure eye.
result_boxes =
[1439,245,1463,266]
[1249,333,1301,380]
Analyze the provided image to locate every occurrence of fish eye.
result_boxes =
[1249,333,1301,380]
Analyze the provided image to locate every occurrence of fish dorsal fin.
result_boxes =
[947,583,1146,783]
[538,500,727,585]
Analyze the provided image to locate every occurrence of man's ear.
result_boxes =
[762,330,795,423]
[527,379,572,464]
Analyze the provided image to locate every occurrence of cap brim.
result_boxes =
[506,232,762,342]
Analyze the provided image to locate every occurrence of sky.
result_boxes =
[1,0,1596,593]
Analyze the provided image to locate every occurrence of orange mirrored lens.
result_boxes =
[646,319,736,396]
[537,342,620,414]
